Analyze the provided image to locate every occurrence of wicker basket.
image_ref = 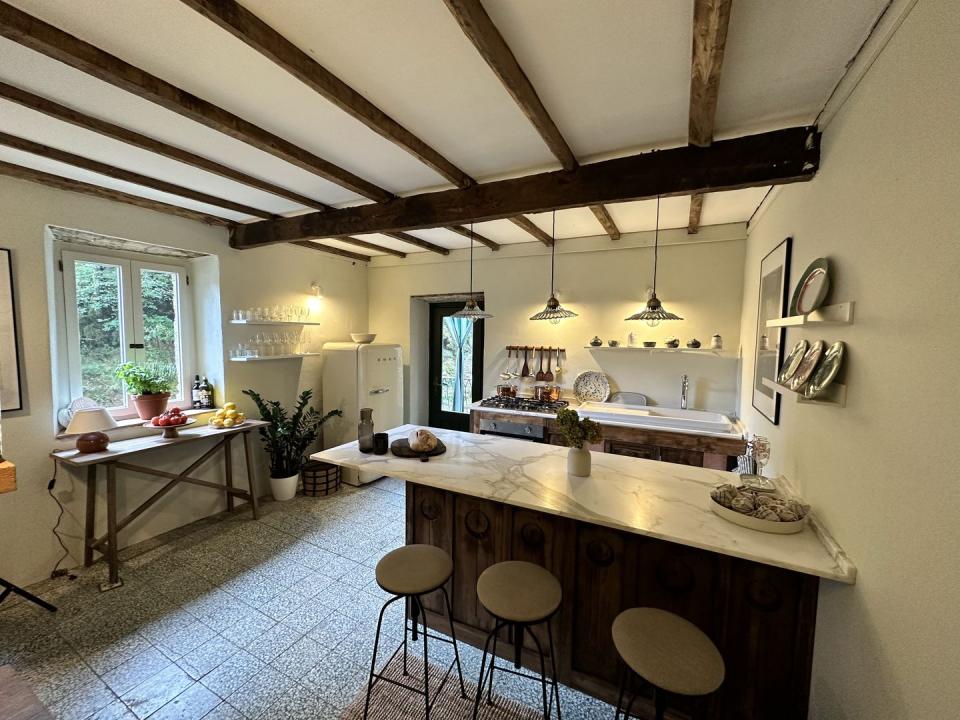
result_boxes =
[301,460,341,497]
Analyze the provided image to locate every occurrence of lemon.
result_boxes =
[209,417,223,428]
[225,410,238,419]
[222,418,235,428]
[236,413,246,423]
[224,402,237,410]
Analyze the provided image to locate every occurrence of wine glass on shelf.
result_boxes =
[752,436,771,478]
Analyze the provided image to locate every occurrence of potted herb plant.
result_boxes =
[555,408,603,477]
[115,362,176,419]
[243,388,341,501]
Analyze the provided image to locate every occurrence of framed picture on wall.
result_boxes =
[0,248,23,412]
[752,236,792,424]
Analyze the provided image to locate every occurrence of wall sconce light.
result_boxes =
[307,282,323,314]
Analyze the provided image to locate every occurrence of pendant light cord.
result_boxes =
[550,211,556,295]
[468,222,474,298]
[652,196,660,294]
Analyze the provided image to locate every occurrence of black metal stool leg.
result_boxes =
[402,596,410,675]
[614,665,628,720]
[487,625,499,705]
[0,578,57,612]
[473,622,503,720]
[417,596,430,720]
[546,620,562,720]
[524,625,551,720]
[441,587,468,699]
[363,594,401,720]
[654,687,667,720]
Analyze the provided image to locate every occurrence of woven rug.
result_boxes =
[339,652,544,720]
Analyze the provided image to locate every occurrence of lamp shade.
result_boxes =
[65,408,118,435]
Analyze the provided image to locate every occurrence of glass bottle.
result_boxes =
[199,376,214,409]
[192,375,202,409]
[358,407,374,453]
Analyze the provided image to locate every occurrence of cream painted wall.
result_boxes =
[737,1,959,717]
[0,174,367,586]
[368,225,746,422]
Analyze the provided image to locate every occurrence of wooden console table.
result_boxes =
[52,421,266,591]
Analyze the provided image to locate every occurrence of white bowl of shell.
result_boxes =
[709,483,810,535]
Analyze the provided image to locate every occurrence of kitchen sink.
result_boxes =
[575,401,741,437]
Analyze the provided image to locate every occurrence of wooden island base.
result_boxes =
[406,481,819,720]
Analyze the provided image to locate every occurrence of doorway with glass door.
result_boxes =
[428,301,484,431]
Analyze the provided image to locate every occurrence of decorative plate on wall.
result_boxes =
[789,258,830,316]
[804,341,845,399]
[573,371,611,403]
[788,340,826,391]
[778,340,809,385]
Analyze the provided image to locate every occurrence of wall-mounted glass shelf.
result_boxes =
[230,320,323,326]
[230,352,322,362]
[766,302,855,328]
[584,346,727,357]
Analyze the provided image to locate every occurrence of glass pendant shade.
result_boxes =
[625,196,682,323]
[452,224,493,321]
[530,212,577,322]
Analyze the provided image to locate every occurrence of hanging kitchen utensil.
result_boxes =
[536,348,546,381]
[521,347,530,377]
[543,347,555,382]
[500,347,513,380]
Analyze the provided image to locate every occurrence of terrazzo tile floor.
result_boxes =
[1,478,612,719]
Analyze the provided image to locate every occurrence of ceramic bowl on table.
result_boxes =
[143,417,196,440]
[350,333,377,344]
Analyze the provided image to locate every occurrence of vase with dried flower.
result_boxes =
[555,408,603,477]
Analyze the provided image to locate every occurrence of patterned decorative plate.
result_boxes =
[778,339,809,384]
[804,341,845,399]
[788,340,825,391]
[573,371,611,403]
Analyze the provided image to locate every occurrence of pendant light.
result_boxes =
[625,196,683,326]
[530,211,578,324]
[452,223,493,321]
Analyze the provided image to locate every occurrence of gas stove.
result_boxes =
[478,396,569,414]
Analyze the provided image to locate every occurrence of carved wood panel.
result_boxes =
[452,495,506,629]
[406,483,453,614]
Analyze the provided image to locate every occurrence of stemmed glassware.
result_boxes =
[751,436,771,478]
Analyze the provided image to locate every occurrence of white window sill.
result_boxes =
[57,407,216,439]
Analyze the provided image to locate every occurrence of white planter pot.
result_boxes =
[567,447,591,477]
[270,473,299,502]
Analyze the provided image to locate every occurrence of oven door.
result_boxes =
[477,418,547,442]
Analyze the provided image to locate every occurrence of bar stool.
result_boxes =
[364,544,467,720]
[612,608,725,720]
[473,561,563,720]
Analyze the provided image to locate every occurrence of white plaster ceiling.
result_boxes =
[0,0,889,255]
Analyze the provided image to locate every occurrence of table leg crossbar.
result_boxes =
[83,430,259,591]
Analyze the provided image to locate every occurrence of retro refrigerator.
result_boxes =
[321,342,404,485]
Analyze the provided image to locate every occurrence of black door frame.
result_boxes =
[428,301,485,431]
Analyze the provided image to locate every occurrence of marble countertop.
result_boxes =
[313,425,855,584]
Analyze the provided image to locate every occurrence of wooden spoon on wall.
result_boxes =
[536,348,546,381]
[543,347,554,382]
[521,347,530,377]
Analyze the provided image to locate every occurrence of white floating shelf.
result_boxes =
[766,302,855,328]
[762,377,846,407]
[230,319,323,326]
[230,352,322,362]
[584,346,726,357]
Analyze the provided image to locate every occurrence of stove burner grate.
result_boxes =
[479,396,570,414]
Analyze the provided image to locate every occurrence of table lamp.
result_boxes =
[65,408,118,453]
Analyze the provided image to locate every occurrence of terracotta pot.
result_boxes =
[132,393,170,420]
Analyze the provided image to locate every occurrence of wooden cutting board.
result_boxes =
[390,439,447,461]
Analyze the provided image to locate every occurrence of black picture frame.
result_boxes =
[752,236,792,425]
[0,247,23,412]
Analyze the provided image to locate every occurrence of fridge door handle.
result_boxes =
[369,387,391,395]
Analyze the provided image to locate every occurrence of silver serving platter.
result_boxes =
[805,341,845,399]
[788,340,825,391]
[778,339,809,384]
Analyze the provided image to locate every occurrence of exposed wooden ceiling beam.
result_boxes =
[0,160,231,226]
[442,0,619,242]
[0,81,327,210]
[443,0,576,171]
[231,127,820,248]
[0,0,391,202]
[589,205,621,241]
[180,0,473,190]
[0,130,270,219]
[445,225,500,251]
[507,216,552,247]
[687,194,704,235]
[687,0,733,234]
[384,232,450,256]
[689,0,732,147]
[333,236,405,258]
[292,241,370,263]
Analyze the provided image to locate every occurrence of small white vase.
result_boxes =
[567,447,591,477]
[270,473,299,502]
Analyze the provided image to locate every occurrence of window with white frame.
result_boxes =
[61,249,195,417]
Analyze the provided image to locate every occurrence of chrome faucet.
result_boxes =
[680,374,689,410]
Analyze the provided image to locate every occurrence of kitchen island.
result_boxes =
[314,425,855,719]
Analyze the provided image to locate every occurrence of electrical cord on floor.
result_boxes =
[47,458,77,581]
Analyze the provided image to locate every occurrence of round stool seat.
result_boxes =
[612,608,724,697]
[477,561,561,623]
[375,545,453,596]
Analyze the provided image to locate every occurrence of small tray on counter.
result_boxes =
[390,439,447,461]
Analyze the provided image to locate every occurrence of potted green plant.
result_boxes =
[555,408,603,477]
[243,388,341,501]
[115,362,176,419]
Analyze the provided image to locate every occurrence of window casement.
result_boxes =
[61,249,195,418]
